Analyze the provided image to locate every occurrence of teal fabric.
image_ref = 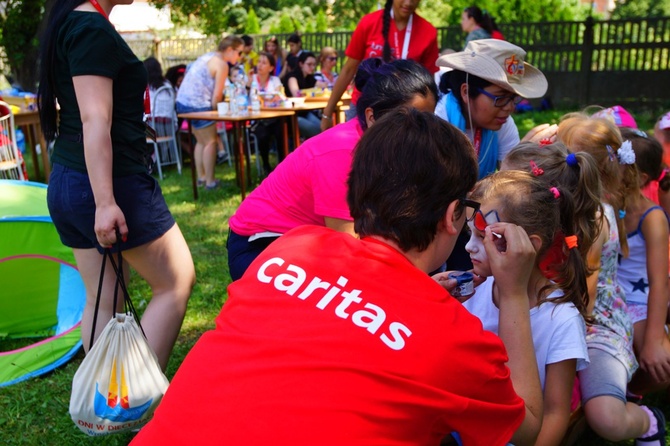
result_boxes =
[445,92,499,179]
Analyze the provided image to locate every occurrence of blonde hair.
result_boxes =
[557,112,635,256]
[318,46,337,64]
[218,35,244,52]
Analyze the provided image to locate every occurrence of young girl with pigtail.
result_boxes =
[616,133,670,398]
[557,113,667,445]
[462,170,589,446]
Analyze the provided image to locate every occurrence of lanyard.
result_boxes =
[88,0,108,18]
[472,127,482,157]
[389,10,413,59]
[255,74,270,92]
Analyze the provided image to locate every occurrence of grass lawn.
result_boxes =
[0,108,666,445]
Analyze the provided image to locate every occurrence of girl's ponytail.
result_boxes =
[547,186,589,317]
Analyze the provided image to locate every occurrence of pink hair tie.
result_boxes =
[550,187,560,198]
[659,168,670,182]
[530,160,544,176]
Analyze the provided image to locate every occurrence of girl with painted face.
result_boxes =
[435,39,550,272]
[463,170,589,445]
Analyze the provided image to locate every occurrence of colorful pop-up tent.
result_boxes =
[0,180,85,387]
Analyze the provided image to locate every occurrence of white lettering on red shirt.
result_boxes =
[257,257,412,350]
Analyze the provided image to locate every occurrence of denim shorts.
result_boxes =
[578,347,627,404]
[47,163,175,253]
[175,102,215,130]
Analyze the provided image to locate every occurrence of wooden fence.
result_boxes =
[127,16,670,109]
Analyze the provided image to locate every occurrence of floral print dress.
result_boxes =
[585,203,638,380]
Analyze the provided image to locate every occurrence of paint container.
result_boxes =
[448,271,475,297]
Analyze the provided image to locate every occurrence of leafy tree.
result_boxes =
[315,8,328,32]
[611,0,670,18]
[244,8,261,34]
[0,0,54,93]
[151,0,228,35]
[329,0,378,30]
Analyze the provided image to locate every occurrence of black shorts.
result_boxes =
[47,163,175,253]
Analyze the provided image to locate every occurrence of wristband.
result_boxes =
[321,114,333,121]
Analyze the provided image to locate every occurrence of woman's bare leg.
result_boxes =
[193,125,218,185]
[123,224,195,369]
[73,247,128,352]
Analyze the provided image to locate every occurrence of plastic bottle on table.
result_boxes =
[249,78,260,115]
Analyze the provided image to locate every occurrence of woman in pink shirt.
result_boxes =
[227,58,438,281]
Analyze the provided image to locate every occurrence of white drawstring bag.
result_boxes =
[69,248,168,436]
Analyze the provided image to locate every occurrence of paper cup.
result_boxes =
[217,102,229,116]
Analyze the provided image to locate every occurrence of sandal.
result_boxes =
[197,179,206,187]
[636,406,667,446]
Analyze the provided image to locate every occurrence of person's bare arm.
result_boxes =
[287,77,301,97]
[210,57,229,109]
[73,75,128,247]
[321,57,360,131]
[485,223,543,446]
[637,209,670,383]
[534,360,576,446]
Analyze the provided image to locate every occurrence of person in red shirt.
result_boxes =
[132,109,543,446]
[320,0,439,131]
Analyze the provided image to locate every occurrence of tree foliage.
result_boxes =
[442,0,590,25]
[611,0,670,18]
[245,8,261,34]
[0,0,52,92]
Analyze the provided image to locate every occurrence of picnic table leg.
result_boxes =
[281,117,290,159]
[235,122,246,199]
[292,115,301,149]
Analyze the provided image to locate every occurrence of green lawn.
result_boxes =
[0,109,666,445]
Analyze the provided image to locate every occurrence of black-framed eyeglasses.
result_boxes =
[476,87,523,108]
[459,198,481,222]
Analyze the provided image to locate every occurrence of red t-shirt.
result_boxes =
[346,9,439,104]
[133,226,524,446]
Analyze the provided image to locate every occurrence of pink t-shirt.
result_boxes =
[229,119,365,236]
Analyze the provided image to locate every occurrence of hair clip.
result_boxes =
[606,145,616,162]
[617,140,636,165]
[529,160,544,176]
[659,167,670,182]
[564,235,578,250]
[549,187,560,199]
[619,209,626,219]
[539,138,553,146]
[566,153,578,167]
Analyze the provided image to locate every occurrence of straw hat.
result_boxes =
[437,39,548,98]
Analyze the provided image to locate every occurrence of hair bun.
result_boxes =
[355,58,384,92]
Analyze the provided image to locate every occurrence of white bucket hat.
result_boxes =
[436,39,548,98]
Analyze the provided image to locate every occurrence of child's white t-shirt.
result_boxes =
[463,276,589,389]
